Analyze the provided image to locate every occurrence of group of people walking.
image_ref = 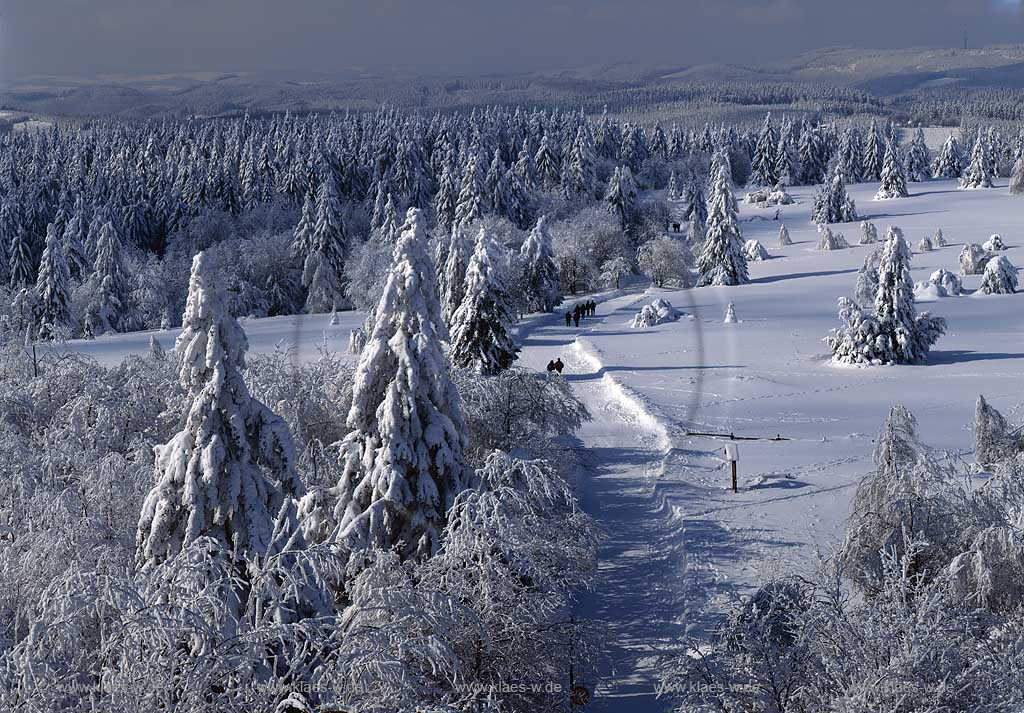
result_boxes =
[565,300,596,327]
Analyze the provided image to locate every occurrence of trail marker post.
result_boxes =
[725,443,738,493]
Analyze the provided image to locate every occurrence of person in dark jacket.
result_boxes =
[565,310,572,327]
[554,358,564,373]
[573,311,580,327]
[546,359,556,373]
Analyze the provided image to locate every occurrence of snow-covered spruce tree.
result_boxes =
[449,227,519,375]
[797,124,827,185]
[932,133,964,179]
[137,251,303,569]
[979,255,1018,294]
[683,179,708,228]
[666,170,680,200]
[334,208,471,559]
[748,113,778,187]
[811,164,857,224]
[303,177,349,312]
[862,119,886,181]
[974,395,1019,466]
[290,192,316,259]
[35,224,73,341]
[933,227,946,247]
[906,127,931,181]
[961,137,995,189]
[778,224,792,246]
[836,124,863,183]
[826,227,946,365]
[62,199,90,280]
[873,142,909,200]
[860,220,878,245]
[604,166,639,231]
[518,215,562,313]
[855,248,881,308]
[743,239,769,262]
[9,224,34,288]
[917,236,933,252]
[1011,155,1024,195]
[438,226,472,328]
[697,162,748,287]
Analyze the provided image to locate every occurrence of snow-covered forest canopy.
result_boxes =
[5,78,1024,713]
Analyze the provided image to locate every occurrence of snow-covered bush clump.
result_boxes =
[743,185,793,207]
[978,255,1018,295]
[816,226,848,251]
[933,227,947,247]
[930,268,962,296]
[917,236,933,252]
[743,239,770,261]
[826,227,946,365]
[959,243,994,275]
[974,395,1021,467]
[982,233,1006,252]
[778,224,792,246]
[631,298,682,328]
[859,220,878,245]
[723,302,737,323]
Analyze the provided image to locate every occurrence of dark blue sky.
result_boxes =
[2,0,1023,80]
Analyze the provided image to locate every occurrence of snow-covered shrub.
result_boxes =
[347,327,367,354]
[743,239,770,262]
[778,223,792,246]
[974,395,1020,467]
[930,268,962,296]
[933,227,947,247]
[454,366,590,465]
[1011,156,1024,195]
[723,302,738,323]
[638,236,693,287]
[983,233,1006,252]
[743,185,793,207]
[599,256,633,288]
[959,243,993,275]
[815,226,848,251]
[859,220,878,245]
[631,297,682,328]
[917,236,933,252]
[979,255,1018,294]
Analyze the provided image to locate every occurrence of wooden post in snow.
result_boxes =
[725,443,738,493]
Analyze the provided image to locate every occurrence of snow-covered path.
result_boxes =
[516,289,689,712]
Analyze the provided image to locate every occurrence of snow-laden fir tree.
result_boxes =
[453,153,487,229]
[860,220,878,245]
[811,164,857,224]
[961,137,995,189]
[932,133,964,179]
[334,208,471,559]
[835,125,863,183]
[667,170,680,200]
[743,239,769,262]
[137,251,304,569]
[89,220,130,332]
[438,227,472,328]
[604,166,639,231]
[684,179,708,227]
[302,177,349,312]
[518,215,562,313]
[862,119,886,180]
[855,248,881,308]
[749,113,778,187]
[975,395,1017,467]
[723,302,737,323]
[8,224,34,288]
[979,255,1018,295]
[449,226,519,375]
[290,192,316,259]
[873,142,909,200]
[1010,155,1024,195]
[933,228,946,247]
[433,163,459,233]
[696,162,748,287]
[906,128,931,181]
[797,124,827,185]
[826,226,946,365]
[61,199,90,280]
[35,224,73,341]
[778,224,792,246]
[917,236,933,252]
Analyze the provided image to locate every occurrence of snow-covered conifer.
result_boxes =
[449,227,519,375]
[873,142,909,200]
[975,395,1017,466]
[8,224,34,288]
[334,208,471,558]
[137,251,303,569]
[302,177,348,312]
[961,137,995,189]
[855,248,881,308]
[816,226,849,251]
[1010,156,1024,195]
[983,234,1005,252]
[696,163,747,287]
[979,255,1018,294]
[749,113,778,187]
[743,239,769,261]
[666,170,681,200]
[604,166,639,231]
[862,119,886,180]
[917,236,933,252]
[723,302,737,323]
[906,128,931,181]
[933,228,946,247]
[932,134,964,179]
[35,224,73,340]
[518,215,562,313]
[811,164,858,224]
[438,227,472,327]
